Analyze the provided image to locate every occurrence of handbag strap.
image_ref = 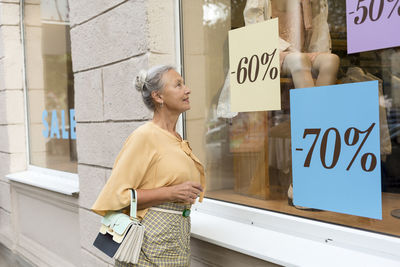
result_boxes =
[130,189,137,219]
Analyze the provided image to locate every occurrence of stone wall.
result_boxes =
[0,0,26,250]
[68,0,177,265]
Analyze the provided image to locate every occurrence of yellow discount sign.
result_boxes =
[229,18,280,112]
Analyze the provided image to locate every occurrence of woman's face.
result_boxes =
[159,69,191,114]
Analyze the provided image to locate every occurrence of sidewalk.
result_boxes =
[0,243,33,267]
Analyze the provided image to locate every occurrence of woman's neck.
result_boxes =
[152,110,180,134]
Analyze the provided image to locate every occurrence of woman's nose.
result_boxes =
[185,86,191,94]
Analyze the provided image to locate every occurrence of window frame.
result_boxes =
[9,0,79,196]
[191,198,400,266]
[19,0,77,175]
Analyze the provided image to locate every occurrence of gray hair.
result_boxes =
[135,65,175,110]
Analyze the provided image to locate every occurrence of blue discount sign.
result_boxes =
[290,81,382,219]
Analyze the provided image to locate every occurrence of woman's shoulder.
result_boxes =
[123,122,156,147]
[132,121,153,135]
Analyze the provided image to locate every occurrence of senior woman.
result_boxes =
[91,65,206,266]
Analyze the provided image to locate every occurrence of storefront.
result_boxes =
[183,0,400,265]
[0,0,399,266]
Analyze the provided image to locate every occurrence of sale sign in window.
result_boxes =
[228,18,281,112]
[290,81,382,219]
[346,0,400,53]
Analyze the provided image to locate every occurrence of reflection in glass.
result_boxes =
[24,0,76,173]
[182,0,400,236]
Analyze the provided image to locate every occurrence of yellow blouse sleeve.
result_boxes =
[91,128,157,216]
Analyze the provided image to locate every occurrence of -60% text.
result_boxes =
[296,123,377,172]
[231,49,278,84]
[350,0,400,25]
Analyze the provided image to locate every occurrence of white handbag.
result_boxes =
[93,189,144,264]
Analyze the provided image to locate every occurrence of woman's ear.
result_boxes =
[151,90,163,105]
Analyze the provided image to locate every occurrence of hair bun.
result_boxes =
[135,70,147,92]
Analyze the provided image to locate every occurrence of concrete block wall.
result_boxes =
[69,0,177,265]
[0,0,26,250]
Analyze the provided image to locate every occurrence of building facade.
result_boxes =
[0,0,399,266]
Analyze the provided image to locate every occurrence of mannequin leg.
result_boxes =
[282,52,314,88]
[313,53,340,86]
[282,53,325,210]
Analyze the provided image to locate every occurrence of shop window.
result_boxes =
[23,0,77,173]
[182,0,400,236]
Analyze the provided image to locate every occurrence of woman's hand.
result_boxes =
[136,182,203,209]
[168,181,203,204]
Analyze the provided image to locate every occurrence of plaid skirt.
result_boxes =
[115,202,191,267]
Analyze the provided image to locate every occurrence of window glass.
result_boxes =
[24,0,76,173]
[182,0,400,236]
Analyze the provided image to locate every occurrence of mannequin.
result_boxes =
[243,0,340,209]
[244,0,340,88]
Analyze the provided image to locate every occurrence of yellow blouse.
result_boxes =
[91,121,206,220]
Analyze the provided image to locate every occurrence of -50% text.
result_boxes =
[350,0,400,24]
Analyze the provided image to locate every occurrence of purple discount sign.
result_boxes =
[346,0,400,54]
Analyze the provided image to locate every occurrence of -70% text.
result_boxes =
[296,123,377,172]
